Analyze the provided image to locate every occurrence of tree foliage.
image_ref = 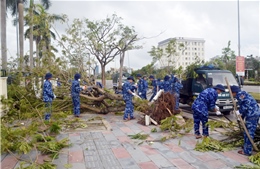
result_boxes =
[148,39,185,74]
[59,14,141,86]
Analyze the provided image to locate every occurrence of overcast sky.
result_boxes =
[5,0,259,71]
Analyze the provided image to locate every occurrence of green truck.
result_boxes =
[179,65,239,113]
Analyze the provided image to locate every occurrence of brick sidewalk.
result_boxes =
[1,113,255,169]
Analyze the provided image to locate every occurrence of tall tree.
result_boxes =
[116,26,141,88]
[59,14,140,86]
[1,0,7,70]
[28,0,51,71]
[24,4,64,69]
[18,0,24,71]
[148,39,185,74]
[6,0,27,71]
[221,40,236,69]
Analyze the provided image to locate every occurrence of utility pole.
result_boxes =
[237,0,241,56]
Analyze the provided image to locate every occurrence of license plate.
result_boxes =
[223,106,233,109]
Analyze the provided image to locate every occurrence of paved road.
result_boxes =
[241,85,260,93]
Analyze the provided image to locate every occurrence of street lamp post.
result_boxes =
[237,0,241,57]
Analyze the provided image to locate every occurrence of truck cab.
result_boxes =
[180,66,239,113]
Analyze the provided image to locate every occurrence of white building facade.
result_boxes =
[157,37,205,70]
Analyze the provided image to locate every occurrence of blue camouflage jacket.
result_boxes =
[157,80,163,90]
[43,80,54,102]
[192,88,218,116]
[163,75,175,93]
[122,81,134,101]
[71,80,82,97]
[173,81,183,94]
[151,79,158,93]
[137,78,145,94]
[144,80,148,92]
[236,91,260,119]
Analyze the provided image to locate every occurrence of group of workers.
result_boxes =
[121,73,183,120]
[43,73,85,120]
[192,83,260,156]
[42,72,259,157]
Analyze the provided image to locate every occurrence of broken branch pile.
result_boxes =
[137,92,181,125]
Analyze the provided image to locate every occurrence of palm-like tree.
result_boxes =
[6,0,51,71]
[24,4,64,68]
[6,0,27,70]
[28,0,51,70]
[1,0,7,70]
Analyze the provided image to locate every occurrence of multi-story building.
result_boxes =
[157,37,205,70]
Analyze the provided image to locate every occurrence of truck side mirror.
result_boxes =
[208,77,213,86]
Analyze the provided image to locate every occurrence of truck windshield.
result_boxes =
[207,72,238,86]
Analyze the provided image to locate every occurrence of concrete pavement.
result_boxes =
[1,112,256,169]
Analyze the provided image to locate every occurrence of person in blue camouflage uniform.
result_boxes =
[143,76,148,100]
[122,76,136,120]
[163,75,175,93]
[230,85,260,156]
[192,84,225,139]
[149,75,158,102]
[157,78,163,90]
[136,74,146,99]
[71,73,84,117]
[43,73,55,121]
[172,77,183,110]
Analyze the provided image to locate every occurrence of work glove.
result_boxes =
[132,93,136,96]
[216,111,222,115]
[215,105,220,111]
[236,110,240,116]
[53,94,56,99]
[139,92,142,96]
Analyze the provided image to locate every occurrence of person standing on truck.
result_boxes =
[136,74,145,99]
[149,75,158,102]
[122,76,137,121]
[192,84,225,139]
[230,85,260,156]
[43,73,55,121]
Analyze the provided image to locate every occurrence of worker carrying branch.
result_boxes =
[230,85,260,156]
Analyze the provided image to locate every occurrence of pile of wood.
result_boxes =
[137,92,181,125]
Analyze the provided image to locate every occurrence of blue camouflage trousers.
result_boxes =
[123,99,134,120]
[72,96,80,116]
[44,102,52,121]
[139,92,147,100]
[143,91,147,100]
[193,111,209,136]
[174,93,180,110]
[243,117,259,155]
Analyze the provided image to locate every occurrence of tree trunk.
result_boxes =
[18,0,24,71]
[1,0,7,70]
[101,64,106,87]
[29,0,34,71]
[36,39,40,67]
[118,52,125,89]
